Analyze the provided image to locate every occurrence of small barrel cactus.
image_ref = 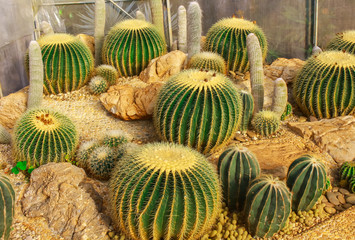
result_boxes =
[350,175,355,193]
[89,76,108,95]
[239,90,254,133]
[205,18,267,73]
[339,160,355,187]
[245,175,292,238]
[153,69,242,154]
[76,140,100,167]
[109,142,221,240]
[13,108,78,167]
[102,129,128,148]
[293,51,355,118]
[251,110,280,136]
[0,174,15,240]
[281,102,292,121]
[102,19,166,77]
[187,51,227,74]
[218,146,260,212]
[95,64,118,86]
[286,155,327,211]
[326,30,355,55]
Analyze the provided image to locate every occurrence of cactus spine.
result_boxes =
[326,31,355,55]
[0,125,11,144]
[245,175,292,238]
[149,0,165,40]
[218,146,260,212]
[95,65,118,86]
[187,2,202,58]
[187,52,227,74]
[339,161,355,187]
[102,129,128,148]
[178,5,187,53]
[286,155,327,211]
[239,90,254,133]
[89,76,108,95]
[251,110,280,136]
[272,78,288,118]
[109,142,221,240]
[136,10,146,21]
[94,0,105,66]
[27,41,44,109]
[0,174,15,240]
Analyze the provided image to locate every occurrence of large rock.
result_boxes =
[139,50,186,83]
[287,116,355,164]
[21,163,109,240]
[264,58,305,84]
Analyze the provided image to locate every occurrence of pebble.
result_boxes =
[321,196,329,203]
[246,130,257,138]
[234,134,247,142]
[324,206,336,214]
[324,202,335,208]
[335,205,345,212]
[309,116,318,122]
[345,195,355,205]
[326,192,340,205]
[332,187,339,192]
[339,188,350,195]
[299,116,307,122]
[337,194,346,204]
[342,203,352,209]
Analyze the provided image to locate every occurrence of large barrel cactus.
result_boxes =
[286,155,327,211]
[205,18,267,73]
[109,142,221,240]
[326,30,355,55]
[293,51,355,118]
[153,69,242,154]
[0,174,15,240]
[13,108,78,167]
[245,175,292,238]
[34,33,94,94]
[218,146,260,212]
[102,19,167,77]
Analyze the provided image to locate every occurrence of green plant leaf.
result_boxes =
[17,161,27,171]
[28,168,35,174]
[11,167,19,175]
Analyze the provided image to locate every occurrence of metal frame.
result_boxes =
[39,0,141,6]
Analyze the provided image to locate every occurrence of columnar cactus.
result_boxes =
[339,161,355,187]
[326,30,355,55]
[187,51,227,74]
[109,143,221,240]
[27,41,44,109]
[251,110,280,136]
[239,90,254,133]
[89,76,108,95]
[149,0,165,40]
[0,125,11,144]
[205,18,267,74]
[286,155,327,211]
[312,45,322,56]
[187,2,202,58]
[245,175,292,238]
[102,129,128,148]
[94,0,105,66]
[102,19,166,77]
[178,5,187,53]
[272,78,288,118]
[13,108,78,167]
[0,174,15,240]
[153,69,242,154]
[281,102,292,121]
[293,51,355,118]
[95,64,118,86]
[218,146,260,212]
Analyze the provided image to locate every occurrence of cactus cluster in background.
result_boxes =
[286,155,327,211]
[153,69,242,154]
[109,142,221,240]
[95,64,118,86]
[0,125,11,144]
[0,174,15,240]
[251,110,280,136]
[281,102,292,121]
[218,146,260,212]
[13,108,78,168]
[239,90,254,133]
[27,41,44,109]
[293,51,355,118]
[177,5,187,53]
[187,51,227,74]
[272,78,288,118]
[339,160,355,187]
[89,76,108,95]
[94,0,105,66]
[187,1,202,58]
[102,19,166,77]
[326,30,355,55]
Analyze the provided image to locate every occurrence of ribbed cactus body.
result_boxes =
[281,102,292,121]
[294,51,355,118]
[102,19,166,77]
[14,109,78,167]
[35,34,94,94]
[218,146,260,212]
[102,129,128,148]
[272,78,288,118]
[187,2,202,58]
[239,90,254,133]
[0,175,15,240]
[149,0,165,41]
[251,110,280,136]
[177,5,187,53]
[245,175,291,238]
[205,18,267,74]
[350,176,355,193]
[187,52,227,74]
[339,161,355,185]
[89,76,108,95]
[109,142,221,240]
[327,31,355,55]
[286,155,327,211]
[153,70,242,154]
[96,64,118,86]
[94,0,105,66]
[27,41,44,109]
[0,125,11,144]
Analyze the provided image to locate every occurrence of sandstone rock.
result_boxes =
[342,203,352,209]
[338,194,346,204]
[21,163,109,240]
[324,206,336,214]
[264,58,305,84]
[287,116,355,164]
[326,192,340,205]
[346,195,355,205]
[339,188,350,195]
[77,34,95,56]
[139,50,186,83]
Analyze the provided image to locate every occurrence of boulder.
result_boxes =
[264,58,305,84]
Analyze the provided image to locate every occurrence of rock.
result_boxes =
[246,130,257,139]
[234,133,247,142]
[335,205,345,212]
[309,116,318,122]
[287,116,355,164]
[263,58,305,84]
[342,203,352,209]
[346,195,355,205]
[324,206,336,214]
[326,192,340,205]
[332,187,339,192]
[339,188,350,195]
[77,34,95,56]
[139,50,187,83]
[21,163,109,240]
[321,196,329,203]
[324,202,335,208]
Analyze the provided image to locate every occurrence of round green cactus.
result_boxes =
[187,51,227,74]
[281,102,292,121]
[339,160,355,187]
[102,19,167,77]
[0,174,15,240]
[218,146,260,212]
[251,110,280,136]
[89,76,108,95]
[153,69,242,154]
[204,18,267,73]
[102,129,128,148]
[239,90,254,133]
[14,108,78,167]
[326,30,355,55]
[286,155,327,211]
[109,142,222,240]
[34,34,94,94]
[294,51,355,118]
[95,64,118,86]
[350,175,355,193]
[245,175,292,238]
[76,140,100,167]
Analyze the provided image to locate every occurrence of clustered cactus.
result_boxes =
[339,160,355,188]
[89,76,108,95]
[0,174,15,240]
[326,30,355,55]
[187,52,227,74]
[239,90,254,133]
[251,110,280,136]
[95,64,118,86]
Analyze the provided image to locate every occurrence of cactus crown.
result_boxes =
[251,110,280,136]
[89,76,108,95]
[38,34,73,44]
[112,19,151,30]
[187,51,227,74]
[327,31,355,54]
[316,50,355,67]
[215,18,257,30]
[341,31,355,42]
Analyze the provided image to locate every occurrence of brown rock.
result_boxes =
[326,192,340,205]
[346,195,355,205]
[139,50,186,83]
[335,205,345,212]
[332,186,339,192]
[264,58,305,84]
[77,34,95,56]
[324,206,336,214]
[339,188,350,195]
[234,133,247,142]
[342,203,352,209]
[321,196,329,203]
[246,130,257,139]
[324,202,335,208]
[287,116,355,164]
[21,163,109,240]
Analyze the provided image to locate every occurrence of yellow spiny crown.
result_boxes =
[112,19,152,30]
[175,69,227,87]
[316,51,355,68]
[37,33,76,45]
[215,18,257,30]
[259,110,278,119]
[341,30,355,43]
[32,111,60,131]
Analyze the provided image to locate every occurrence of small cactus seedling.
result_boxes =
[0,174,15,240]
[187,51,227,74]
[339,160,355,187]
[102,129,128,148]
[251,110,280,136]
[239,90,254,133]
[95,65,118,86]
[326,30,355,55]
[89,76,108,95]
[281,102,292,121]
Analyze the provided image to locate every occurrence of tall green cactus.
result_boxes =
[286,155,327,211]
[153,69,242,154]
[239,90,254,133]
[326,30,355,55]
[177,5,187,53]
[218,146,260,212]
[272,78,288,118]
[149,0,165,40]
[187,1,202,58]
[187,51,227,74]
[251,110,280,137]
[102,19,167,77]
[0,174,15,240]
[294,51,355,118]
[94,0,105,66]
[205,18,267,74]
[0,125,11,144]
[27,41,44,109]
[109,142,221,240]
